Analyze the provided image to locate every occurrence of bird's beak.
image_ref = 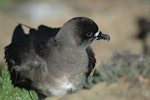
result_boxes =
[95,31,110,41]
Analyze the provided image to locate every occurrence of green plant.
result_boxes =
[84,53,150,88]
[0,66,38,100]
[99,53,150,83]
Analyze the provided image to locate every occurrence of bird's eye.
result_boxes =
[86,32,93,37]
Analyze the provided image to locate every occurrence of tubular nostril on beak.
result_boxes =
[95,31,110,41]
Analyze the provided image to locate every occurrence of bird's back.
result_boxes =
[5,24,59,88]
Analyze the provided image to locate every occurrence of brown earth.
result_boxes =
[0,0,150,100]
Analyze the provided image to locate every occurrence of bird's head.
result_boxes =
[56,17,110,48]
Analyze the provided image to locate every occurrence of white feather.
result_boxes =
[94,31,100,37]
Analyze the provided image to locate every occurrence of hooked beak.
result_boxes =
[95,31,110,41]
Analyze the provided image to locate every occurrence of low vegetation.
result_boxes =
[0,52,150,100]
[85,52,150,88]
[0,66,38,100]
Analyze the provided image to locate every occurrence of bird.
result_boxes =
[4,17,110,97]
[136,18,150,54]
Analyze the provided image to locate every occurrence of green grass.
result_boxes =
[0,66,38,100]
[84,53,150,88]
[98,53,150,83]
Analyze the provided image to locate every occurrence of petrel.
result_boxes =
[5,17,110,96]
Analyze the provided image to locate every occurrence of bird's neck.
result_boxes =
[49,40,88,64]
[55,34,88,50]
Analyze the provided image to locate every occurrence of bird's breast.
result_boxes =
[47,47,89,73]
[35,48,89,96]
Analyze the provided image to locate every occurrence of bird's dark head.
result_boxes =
[56,17,110,48]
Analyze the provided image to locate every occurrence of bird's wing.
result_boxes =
[5,23,61,63]
[5,24,30,65]
[27,25,60,58]
[12,24,60,42]
[21,24,60,42]
[37,25,60,37]
[85,46,96,77]
[11,24,27,43]
[5,24,60,72]
[5,38,33,89]
[4,24,56,89]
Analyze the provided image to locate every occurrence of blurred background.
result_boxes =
[0,0,150,99]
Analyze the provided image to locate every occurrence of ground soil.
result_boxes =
[0,0,150,100]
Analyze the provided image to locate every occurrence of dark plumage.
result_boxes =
[137,18,150,40]
[4,17,110,96]
[136,18,150,54]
